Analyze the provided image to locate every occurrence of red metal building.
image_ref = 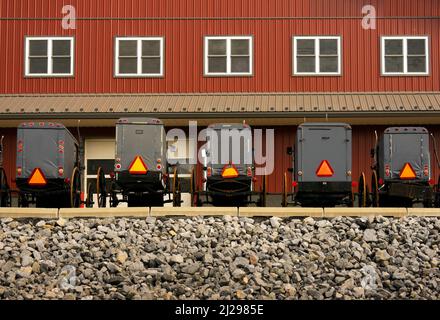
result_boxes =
[1,0,440,204]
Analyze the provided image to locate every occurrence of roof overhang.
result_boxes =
[1,92,440,126]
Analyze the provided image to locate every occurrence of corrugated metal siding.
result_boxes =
[0,0,439,94]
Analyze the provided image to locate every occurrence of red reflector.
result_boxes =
[399,163,417,180]
[28,168,47,186]
[207,167,212,177]
[292,181,298,187]
[379,178,384,185]
[429,179,435,186]
[129,156,148,175]
[351,181,358,188]
[316,160,334,177]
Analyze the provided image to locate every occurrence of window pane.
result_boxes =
[52,57,71,74]
[29,40,48,56]
[208,57,227,73]
[231,39,249,55]
[297,56,315,73]
[119,40,137,56]
[320,39,338,55]
[296,39,315,55]
[385,39,403,55]
[142,40,161,56]
[231,56,250,73]
[208,40,227,55]
[53,40,71,56]
[320,56,339,73]
[407,56,426,73]
[119,58,137,74]
[407,39,426,55]
[142,57,161,74]
[29,58,48,74]
[385,56,404,73]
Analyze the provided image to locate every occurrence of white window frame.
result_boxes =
[204,36,253,76]
[293,36,342,76]
[114,37,164,77]
[381,36,429,76]
[25,37,74,77]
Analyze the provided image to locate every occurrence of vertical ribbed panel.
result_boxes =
[0,0,439,94]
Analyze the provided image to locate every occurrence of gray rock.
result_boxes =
[363,229,378,242]
[182,263,200,275]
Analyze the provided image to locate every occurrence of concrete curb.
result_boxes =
[0,208,58,219]
[324,207,408,218]
[407,208,440,217]
[150,207,238,217]
[239,207,324,217]
[59,208,149,218]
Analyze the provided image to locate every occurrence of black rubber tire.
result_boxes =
[358,173,368,208]
[371,171,380,207]
[172,167,181,207]
[0,168,10,207]
[70,167,81,208]
[259,175,267,207]
[281,172,288,207]
[97,167,107,208]
[85,182,94,208]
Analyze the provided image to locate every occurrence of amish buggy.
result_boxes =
[0,135,11,207]
[282,123,355,207]
[366,127,440,208]
[191,123,267,207]
[14,122,92,208]
[98,118,181,208]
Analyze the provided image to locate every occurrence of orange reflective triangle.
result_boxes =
[316,160,334,177]
[222,166,239,179]
[129,156,148,175]
[399,163,417,180]
[28,168,47,186]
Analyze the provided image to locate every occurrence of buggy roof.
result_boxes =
[117,118,163,125]
[298,122,351,129]
[384,127,428,134]
[208,123,251,130]
[18,121,78,145]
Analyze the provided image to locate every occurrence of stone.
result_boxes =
[1,261,15,273]
[116,251,128,264]
[353,287,365,298]
[17,267,33,278]
[270,217,282,228]
[375,249,391,262]
[21,255,34,267]
[182,263,200,275]
[232,268,246,280]
[363,229,377,242]
[249,254,259,265]
[56,218,67,227]
[236,290,246,299]
[169,255,184,264]
[304,217,316,226]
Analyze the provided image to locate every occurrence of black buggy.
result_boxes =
[282,123,355,207]
[365,127,440,208]
[0,135,12,207]
[14,122,92,208]
[98,118,181,208]
[191,123,267,207]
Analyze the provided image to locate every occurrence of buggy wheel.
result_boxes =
[85,182,95,208]
[190,167,198,207]
[109,182,119,208]
[96,167,107,208]
[371,171,380,207]
[358,173,368,207]
[0,168,11,207]
[18,193,29,208]
[70,167,81,208]
[435,176,440,208]
[281,172,288,207]
[172,167,181,207]
[259,175,268,207]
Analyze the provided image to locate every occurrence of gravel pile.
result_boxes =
[0,216,439,300]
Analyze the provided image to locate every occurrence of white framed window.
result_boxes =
[204,36,253,76]
[115,37,164,77]
[25,37,74,77]
[381,36,429,76]
[293,36,342,75]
